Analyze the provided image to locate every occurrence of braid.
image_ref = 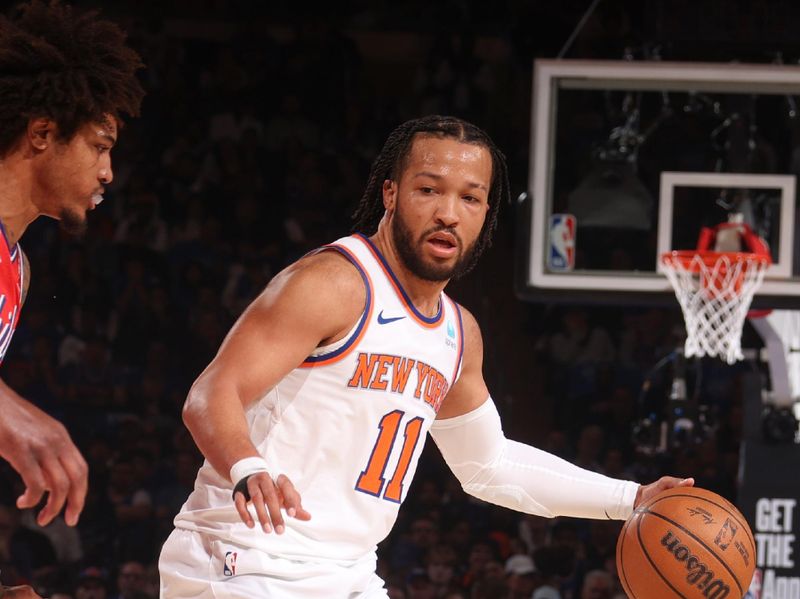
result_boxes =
[0,0,145,155]
[352,115,509,275]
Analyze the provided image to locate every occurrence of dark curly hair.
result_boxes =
[0,0,145,156]
[352,115,509,276]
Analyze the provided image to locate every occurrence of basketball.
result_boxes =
[616,487,756,598]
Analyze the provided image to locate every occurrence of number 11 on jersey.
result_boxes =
[355,410,424,503]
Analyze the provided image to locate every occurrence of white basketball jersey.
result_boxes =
[174,234,464,563]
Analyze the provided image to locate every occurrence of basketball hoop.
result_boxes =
[661,220,771,365]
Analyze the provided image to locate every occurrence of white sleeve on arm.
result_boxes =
[429,397,640,520]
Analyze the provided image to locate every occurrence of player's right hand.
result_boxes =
[233,472,311,533]
[1,585,44,598]
[0,391,88,527]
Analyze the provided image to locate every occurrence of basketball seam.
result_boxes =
[618,515,634,597]
[645,509,745,596]
[635,515,689,599]
[645,492,756,556]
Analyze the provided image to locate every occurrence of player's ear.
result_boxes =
[382,179,397,214]
[27,117,56,151]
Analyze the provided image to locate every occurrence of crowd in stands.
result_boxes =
[0,3,753,597]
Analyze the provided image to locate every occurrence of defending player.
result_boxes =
[160,115,692,597]
[0,0,144,539]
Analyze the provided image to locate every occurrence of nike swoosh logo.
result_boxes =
[377,310,406,325]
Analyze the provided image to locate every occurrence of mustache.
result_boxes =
[421,226,462,247]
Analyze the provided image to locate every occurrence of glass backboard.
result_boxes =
[519,59,800,309]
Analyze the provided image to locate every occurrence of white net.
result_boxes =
[661,251,770,364]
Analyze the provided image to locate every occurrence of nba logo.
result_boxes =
[223,551,237,576]
[548,214,576,272]
[744,568,761,599]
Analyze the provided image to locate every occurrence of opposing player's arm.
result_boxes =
[182,250,365,530]
[0,378,87,527]
[432,306,691,519]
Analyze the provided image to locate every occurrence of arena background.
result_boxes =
[2,1,800,597]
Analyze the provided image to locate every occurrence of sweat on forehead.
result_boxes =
[393,132,490,179]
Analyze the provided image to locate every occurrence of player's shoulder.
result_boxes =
[289,247,365,290]
[268,247,367,312]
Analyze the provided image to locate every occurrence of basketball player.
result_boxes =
[160,116,692,597]
[0,0,143,550]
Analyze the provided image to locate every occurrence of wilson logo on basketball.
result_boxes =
[662,531,731,598]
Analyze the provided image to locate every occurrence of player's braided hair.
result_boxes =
[352,115,509,275]
[0,0,145,156]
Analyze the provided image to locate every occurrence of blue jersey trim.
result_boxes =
[355,233,442,326]
[302,245,372,365]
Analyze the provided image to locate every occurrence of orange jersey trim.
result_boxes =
[299,244,374,368]
[353,234,444,329]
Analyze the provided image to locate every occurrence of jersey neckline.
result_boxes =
[354,233,443,328]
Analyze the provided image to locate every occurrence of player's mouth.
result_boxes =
[90,193,104,209]
[425,231,459,258]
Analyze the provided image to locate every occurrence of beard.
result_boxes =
[391,208,476,282]
[58,206,88,237]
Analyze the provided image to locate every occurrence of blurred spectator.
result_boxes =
[154,450,202,541]
[405,568,436,599]
[106,459,154,561]
[504,553,538,599]
[532,545,576,599]
[580,569,614,599]
[110,561,148,599]
[574,424,605,472]
[74,567,109,599]
[390,516,440,572]
[425,545,459,596]
[460,540,499,589]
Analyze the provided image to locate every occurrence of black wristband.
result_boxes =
[232,475,252,501]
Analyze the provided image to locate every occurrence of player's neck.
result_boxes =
[0,155,40,246]
[369,228,448,319]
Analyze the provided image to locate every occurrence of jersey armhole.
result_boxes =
[299,245,374,368]
[447,296,465,384]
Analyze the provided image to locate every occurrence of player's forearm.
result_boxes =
[182,377,261,482]
[462,439,639,520]
[430,398,640,520]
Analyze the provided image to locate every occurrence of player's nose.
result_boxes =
[99,166,113,184]
[434,194,459,227]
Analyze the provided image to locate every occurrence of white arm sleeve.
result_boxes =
[429,397,640,520]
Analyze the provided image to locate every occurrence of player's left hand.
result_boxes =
[634,476,695,509]
[233,471,312,533]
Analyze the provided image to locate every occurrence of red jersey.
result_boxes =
[0,226,23,364]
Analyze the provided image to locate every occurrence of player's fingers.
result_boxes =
[61,449,88,526]
[275,473,311,521]
[233,490,255,528]
[677,477,695,487]
[14,455,47,511]
[37,455,71,526]
[261,477,286,534]
[247,477,272,533]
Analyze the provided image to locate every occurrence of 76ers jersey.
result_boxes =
[174,234,464,563]
[0,225,23,363]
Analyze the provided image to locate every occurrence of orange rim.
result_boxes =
[661,250,771,273]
